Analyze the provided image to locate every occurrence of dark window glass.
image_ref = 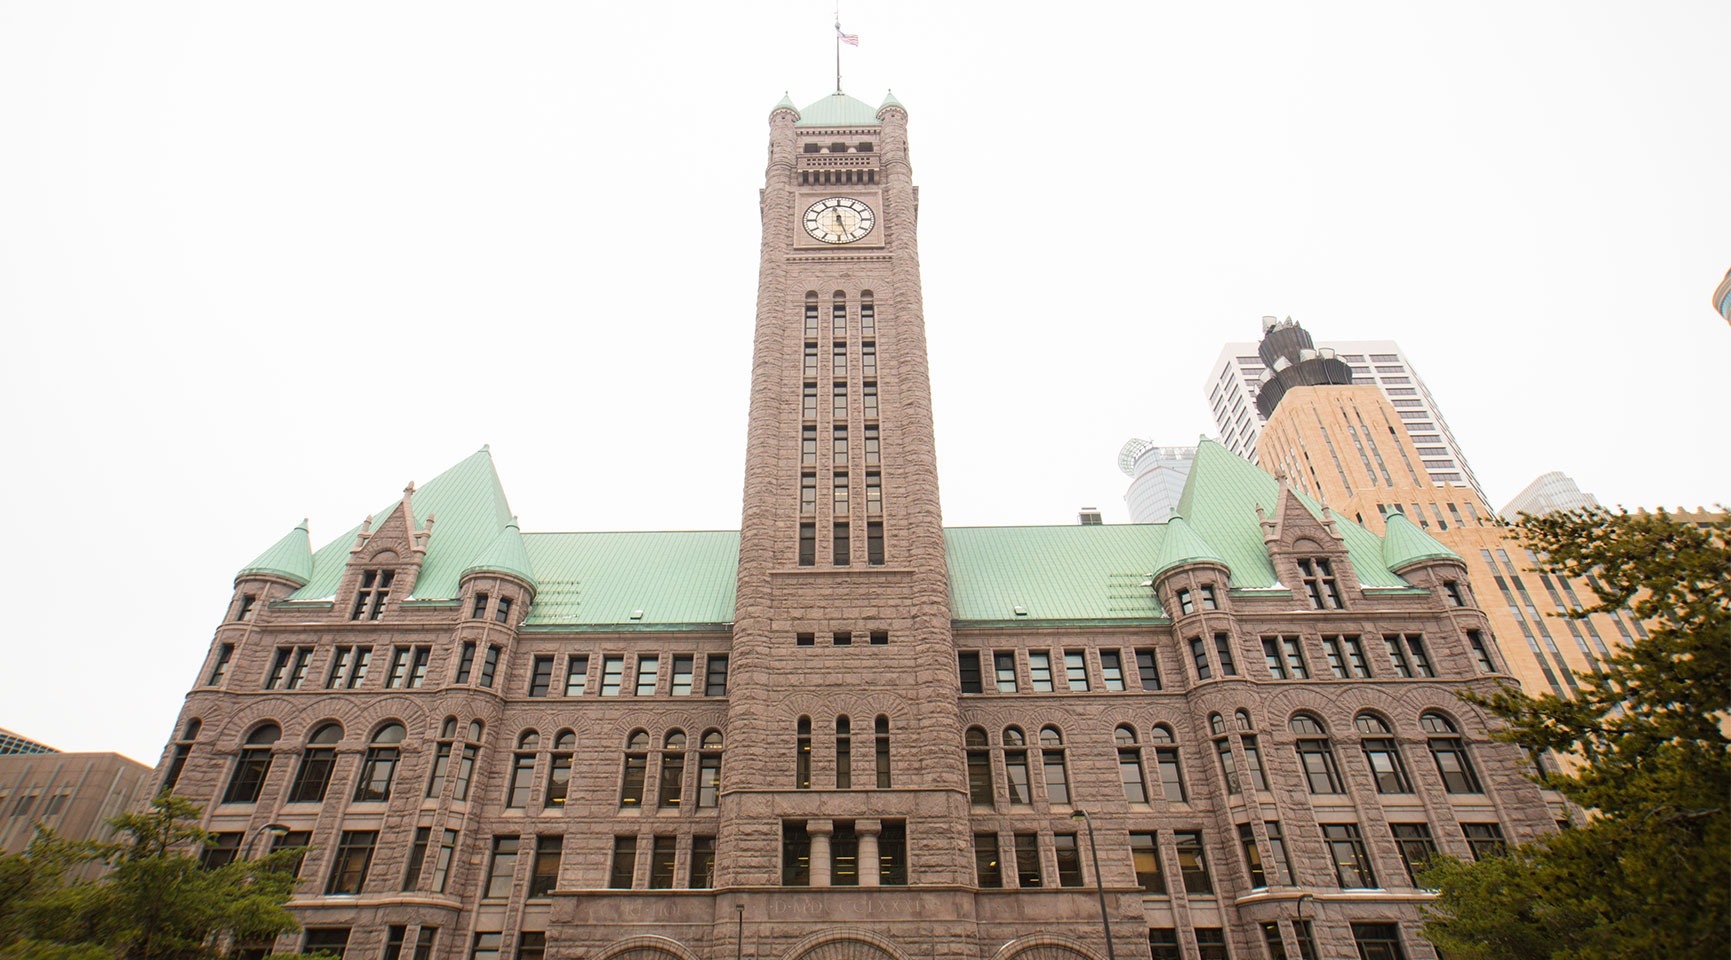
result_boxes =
[1462,822,1506,861]
[1148,929,1181,960]
[1130,832,1165,892]
[529,836,561,898]
[304,928,351,959]
[878,820,907,885]
[200,832,243,870]
[609,836,637,889]
[705,654,729,696]
[958,652,983,693]
[1053,833,1083,887]
[1349,923,1408,960]
[1213,634,1238,675]
[1196,927,1229,960]
[1135,648,1161,690]
[1174,831,1213,894]
[781,821,810,885]
[974,833,1002,887]
[1323,823,1377,888]
[1013,832,1041,887]
[325,831,377,895]
[1391,822,1438,882]
[649,836,677,889]
[528,656,553,697]
[690,836,716,888]
[485,836,519,899]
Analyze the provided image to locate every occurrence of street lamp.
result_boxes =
[1069,810,1117,960]
[244,822,291,860]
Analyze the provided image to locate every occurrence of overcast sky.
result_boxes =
[2,2,1725,763]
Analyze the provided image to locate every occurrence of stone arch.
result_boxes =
[780,929,911,960]
[988,934,1104,960]
[592,936,701,960]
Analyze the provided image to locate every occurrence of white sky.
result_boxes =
[2,2,1725,763]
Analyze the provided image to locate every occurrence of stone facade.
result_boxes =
[156,92,1561,960]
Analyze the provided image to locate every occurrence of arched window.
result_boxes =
[698,729,723,808]
[1002,725,1031,804]
[660,730,686,807]
[506,729,540,809]
[835,717,852,789]
[467,720,484,741]
[427,719,457,800]
[353,722,405,802]
[795,717,812,790]
[965,727,992,805]
[1235,710,1254,731]
[621,730,649,806]
[1149,724,1185,801]
[804,291,820,339]
[1213,720,1240,796]
[1116,724,1147,803]
[546,730,575,806]
[1291,714,1344,794]
[860,291,876,338]
[288,722,343,803]
[874,716,891,788]
[1356,713,1413,794]
[1209,713,1227,736]
[1422,713,1483,794]
[161,718,201,794]
[440,717,457,739]
[1039,726,1069,804]
[222,723,280,804]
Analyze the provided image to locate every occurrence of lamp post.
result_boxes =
[244,822,291,860]
[1070,809,1117,960]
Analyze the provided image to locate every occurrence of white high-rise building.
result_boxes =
[1501,471,1602,520]
[1117,439,1196,523]
[1205,318,1489,506]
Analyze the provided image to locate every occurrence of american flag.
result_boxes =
[836,26,859,46]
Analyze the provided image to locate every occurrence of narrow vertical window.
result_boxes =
[879,821,908,885]
[493,597,512,624]
[1467,629,1497,672]
[833,473,849,516]
[965,727,993,803]
[1265,822,1294,885]
[862,382,878,419]
[859,296,875,337]
[222,724,280,804]
[1099,650,1126,690]
[1130,832,1165,892]
[861,341,877,377]
[659,731,685,807]
[804,294,820,338]
[866,521,884,565]
[1213,634,1238,676]
[798,522,816,565]
[234,593,257,622]
[833,522,850,565]
[671,655,694,695]
[704,654,729,695]
[994,651,1018,692]
[649,836,677,888]
[527,656,553,697]
[432,830,457,892]
[454,642,476,684]
[801,426,818,465]
[833,341,848,377]
[529,836,562,898]
[351,569,394,620]
[795,717,811,789]
[472,592,490,619]
[1039,726,1068,804]
[1174,831,1213,894]
[802,384,818,420]
[1053,833,1083,887]
[835,716,852,788]
[1151,725,1186,802]
[545,730,575,806]
[206,644,233,685]
[1385,634,1414,677]
[352,723,405,802]
[386,646,411,688]
[800,474,817,514]
[690,836,716,888]
[1135,649,1161,690]
[478,645,499,688]
[1063,651,1090,691]
[635,655,659,696]
[975,833,1003,887]
[863,425,880,464]
[781,821,810,886]
[1422,713,1483,793]
[1297,558,1344,609]
[1462,822,1506,860]
[958,652,983,693]
[1028,651,1054,691]
[505,732,537,809]
[1356,714,1413,794]
[1239,823,1267,888]
[874,716,891,788]
[865,473,882,514]
[1282,637,1309,679]
[1116,726,1147,803]
[1292,714,1344,794]
[1344,635,1372,677]
[1013,833,1042,887]
[831,821,859,885]
[1003,727,1031,803]
[698,730,723,807]
[620,731,648,806]
[600,656,624,696]
[833,382,848,419]
[832,425,848,465]
[1189,637,1213,680]
[564,655,589,696]
[609,836,637,889]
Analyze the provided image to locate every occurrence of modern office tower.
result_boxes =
[0,745,153,878]
[1206,318,1488,507]
[1501,472,1603,520]
[1118,441,1197,524]
[155,89,1559,960]
[1248,320,1644,703]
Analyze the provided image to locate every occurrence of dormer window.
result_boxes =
[351,569,394,620]
[1296,558,1343,610]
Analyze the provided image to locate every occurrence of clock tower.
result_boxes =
[722,87,975,910]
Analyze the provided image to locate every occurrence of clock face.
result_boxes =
[803,197,876,244]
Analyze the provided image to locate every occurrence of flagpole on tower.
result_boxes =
[834,1,842,92]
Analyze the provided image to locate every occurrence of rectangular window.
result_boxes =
[1265,821,1293,885]
[325,830,378,896]
[1130,832,1165,892]
[207,644,233,685]
[609,836,637,889]
[1148,929,1181,960]
[865,473,881,515]
[802,384,818,420]
[432,830,457,893]
[201,832,243,870]
[859,301,874,337]
[1391,822,1438,882]
[649,836,677,889]
[528,656,554,697]
[564,655,589,696]
[529,836,561,898]
[1467,629,1497,672]
[1323,637,1348,679]
[833,382,848,419]
[412,928,437,960]
[863,425,880,464]
[1177,588,1194,615]
[1443,580,1465,606]
[1213,634,1238,676]
[234,593,257,622]
[1028,651,1053,691]
[1297,558,1344,609]
[455,744,478,800]
[472,592,490,618]
[833,474,849,515]
[833,631,852,646]
[1263,637,1288,679]
[1323,823,1376,888]
[974,833,1002,887]
[455,641,476,684]
[833,342,848,377]
[1013,833,1041,888]
[1156,747,1186,801]
[1063,651,1089,691]
[1344,636,1371,677]
[600,656,624,696]
[698,752,721,807]
[1282,637,1309,679]
[878,820,907,885]
[801,426,818,465]
[635,655,659,696]
[1238,822,1266,888]
[386,646,411,688]
[958,652,983,693]
[1119,746,1147,803]
[830,821,859,886]
[704,654,729,695]
[1135,649,1161,690]
[351,568,394,621]
[781,821,810,886]
[1385,635,1413,677]
[861,341,876,377]
[1201,584,1219,609]
[1463,822,1506,861]
[470,933,501,960]
[671,655,694,695]
[799,521,816,565]
[1405,635,1435,677]
[1190,637,1212,680]
[869,630,887,645]
[1349,923,1408,960]
[265,647,293,689]
[494,597,512,624]
[803,344,818,378]
[479,645,500,688]
[517,932,546,960]
[1098,650,1126,690]
[1174,831,1212,894]
[862,382,878,419]
[800,473,817,515]
[304,929,351,959]
[1053,833,1083,887]
[506,753,535,809]
[994,652,1018,692]
[403,828,431,890]
[383,925,407,960]
[867,521,884,565]
[485,836,520,899]
[1195,928,1229,960]
[690,836,716,888]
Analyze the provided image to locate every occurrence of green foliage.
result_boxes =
[1420,509,1731,960]
[0,796,304,960]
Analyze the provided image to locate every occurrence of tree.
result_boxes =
[1420,508,1730,960]
[0,795,312,960]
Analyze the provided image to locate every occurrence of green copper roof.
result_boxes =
[522,531,738,626]
[237,520,313,586]
[878,90,905,113]
[290,447,514,601]
[772,92,798,116]
[1380,512,1461,570]
[1176,439,1408,589]
[1149,515,1226,580]
[463,519,536,586]
[795,92,881,127]
[945,524,1167,622]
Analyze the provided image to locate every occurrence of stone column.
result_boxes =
[809,820,832,886]
[858,819,881,886]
